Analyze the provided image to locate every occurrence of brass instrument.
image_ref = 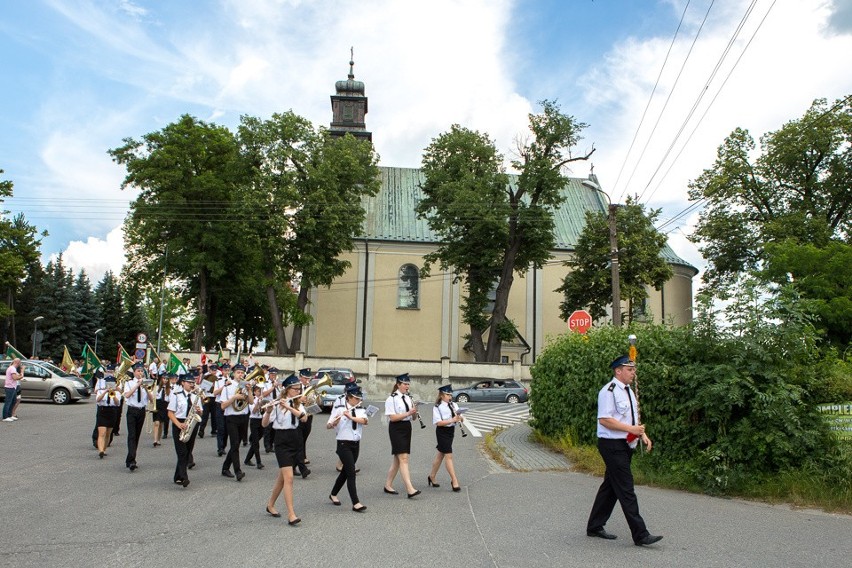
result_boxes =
[231,380,251,412]
[178,388,204,442]
[261,374,332,411]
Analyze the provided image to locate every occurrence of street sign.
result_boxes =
[568,310,592,334]
[135,349,146,360]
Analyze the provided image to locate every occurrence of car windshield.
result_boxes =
[37,361,75,378]
[318,370,353,386]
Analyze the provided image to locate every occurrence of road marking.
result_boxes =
[459,403,530,434]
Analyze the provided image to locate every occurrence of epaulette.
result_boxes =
[391,392,399,397]
[607,383,616,392]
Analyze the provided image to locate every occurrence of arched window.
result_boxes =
[398,264,419,309]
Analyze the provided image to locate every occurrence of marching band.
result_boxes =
[90,358,468,525]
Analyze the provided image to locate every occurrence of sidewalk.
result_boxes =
[492,421,572,471]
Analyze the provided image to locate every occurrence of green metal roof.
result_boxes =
[360,166,697,274]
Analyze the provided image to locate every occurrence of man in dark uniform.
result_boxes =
[586,355,662,546]
[122,362,150,471]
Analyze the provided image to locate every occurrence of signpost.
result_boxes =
[568,309,592,334]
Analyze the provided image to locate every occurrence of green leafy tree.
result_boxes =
[418,100,593,361]
[32,256,79,360]
[558,196,672,323]
[238,112,381,354]
[0,169,45,343]
[688,96,852,292]
[120,281,150,347]
[109,114,249,349]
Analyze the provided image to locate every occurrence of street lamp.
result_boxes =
[94,328,103,358]
[156,237,169,355]
[32,316,44,359]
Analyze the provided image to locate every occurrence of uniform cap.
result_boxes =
[232,363,246,372]
[438,384,453,394]
[282,374,300,388]
[395,373,411,384]
[299,368,312,377]
[610,355,636,370]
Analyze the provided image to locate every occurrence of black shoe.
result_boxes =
[188,462,196,470]
[300,467,311,479]
[244,459,255,466]
[163,435,168,439]
[352,504,367,512]
[635,535,663,546]
[236,471,245,482]
[181,479,190,488]
[266,506,281,518]
[211,430,217,435]
[98,452,105,459]
[264,447,272,454]
[383,487,398,495]
[113,432,120,436]
[129,464,138,472]
[288,517,301,526]
[221,470,235,478]
[198,431,204,438]
[218,450,225,457]
[587,529,617,540]
[427,475,439,488]
[452,485,461,492]
[174,479,183,485]
[242,442,247,447]
[257,463,264,470]
[329,495,341,506]
[407,490,421,499]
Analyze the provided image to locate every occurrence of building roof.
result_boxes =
[360,166,697,274]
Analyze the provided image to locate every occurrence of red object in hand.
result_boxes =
[626,433,638,443]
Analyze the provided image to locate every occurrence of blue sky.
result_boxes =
[2,0,851,283]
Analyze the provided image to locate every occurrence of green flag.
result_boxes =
[116,343,134,378]
[217,347,225,363]
[4,342,26,359]
[80,344,102,380]
[166,352,187,375]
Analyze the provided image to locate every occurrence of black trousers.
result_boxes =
[587,438,649,543]
[114,399,124,433]
[125,406,146,467]
[223,414,248,474]
[263,422,275,452]
[199,398,215,435]
[173,419,198,482]
[214,404,228,452]
[331,439,360,505]
[245,417,264,465]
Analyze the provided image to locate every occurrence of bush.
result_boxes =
[531,280,845,494]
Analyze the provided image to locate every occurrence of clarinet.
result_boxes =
[410,396,426,429]
[451,402,467,437]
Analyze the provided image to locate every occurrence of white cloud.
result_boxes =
[58,225,125,283]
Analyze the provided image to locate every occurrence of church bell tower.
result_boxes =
[329,48,372,142]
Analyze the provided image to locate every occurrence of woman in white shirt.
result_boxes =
[262,375,307,525]
[383,373,421,498]
[428,384,463,491]
[327,383,368,512]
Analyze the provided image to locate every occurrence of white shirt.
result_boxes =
[148,362,158,376]
[219,382,249,416]
[167,388,200,420]
[329,402,364,441]
[96,378,122,407]
[433,400,460,425]
[249,397,264,419]
[385,391,414,421]
[123,377,150,408]
[268,405,303,430]
[596,379,638,445]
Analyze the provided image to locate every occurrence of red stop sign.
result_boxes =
[568,310,592,334]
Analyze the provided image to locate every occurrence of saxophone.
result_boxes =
[179,389,203,442]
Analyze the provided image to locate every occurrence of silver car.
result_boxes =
[312,368,360,412]
[0,359,91,404]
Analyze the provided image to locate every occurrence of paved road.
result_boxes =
[1,400,849,568]
[460,402,530,434]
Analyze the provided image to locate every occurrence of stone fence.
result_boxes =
[171,351,532,396]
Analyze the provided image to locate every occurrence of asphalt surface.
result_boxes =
[1,400,849,568]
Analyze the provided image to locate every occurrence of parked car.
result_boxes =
[0,359,91,404]
[311,368,361,412]
[452,380,528,404]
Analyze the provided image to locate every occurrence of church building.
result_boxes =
[300,59,698,364]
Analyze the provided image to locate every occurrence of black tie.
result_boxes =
[449,403,456,421]
[625,385,636,426]
[136,382,141,403]
[351,407,357,431]
[184,391,192,419]
[401,395,410,412]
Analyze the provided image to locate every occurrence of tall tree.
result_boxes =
[95,271,124,360]
[557,196,673,323]
[418,100,593,361]
[120,281,150,347]
[238,112,381,354]
[0,169,45,344]
[109,114,248,349]
[32,256,78,360]
[688,96,852,292]
[72,272,101,354]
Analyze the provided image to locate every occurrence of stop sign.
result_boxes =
[568,310,592,334]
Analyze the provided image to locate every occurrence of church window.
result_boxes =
[398,264,419,309]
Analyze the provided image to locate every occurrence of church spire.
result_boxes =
[329,47,372,142]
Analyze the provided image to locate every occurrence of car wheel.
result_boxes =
[506,394,520,404]
[456,394,470,403]
[52,388,71,405]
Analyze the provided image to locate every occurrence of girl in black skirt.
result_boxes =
[95,374,122,458]
[383,373,420,497]
[262,375,307,525]
[428,384,463,491]
[153,375,170,447]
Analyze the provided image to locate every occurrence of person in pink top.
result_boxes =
[3,358,22,421]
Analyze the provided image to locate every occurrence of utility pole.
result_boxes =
[608,203,621,326]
